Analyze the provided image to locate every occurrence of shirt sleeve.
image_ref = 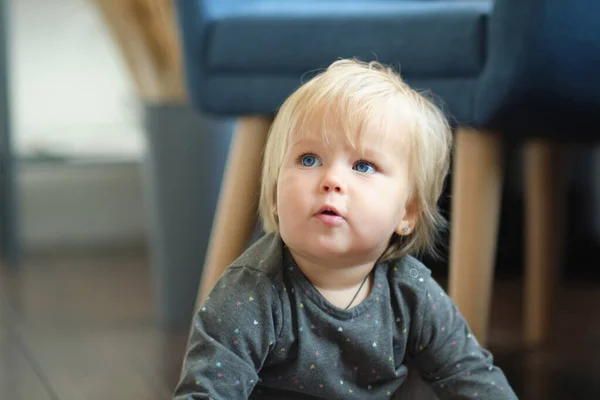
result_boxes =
[407,271,518,399]
[172,266,282,400]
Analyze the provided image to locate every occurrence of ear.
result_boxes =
[395,199,419,236]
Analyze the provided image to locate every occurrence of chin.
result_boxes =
[287,235,345,257]
[308,237,361,259]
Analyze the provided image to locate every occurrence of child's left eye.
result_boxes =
[353,161,376,174]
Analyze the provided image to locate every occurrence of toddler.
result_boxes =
[173,59,517,399]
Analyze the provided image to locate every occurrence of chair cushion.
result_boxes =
[203,0,491,77]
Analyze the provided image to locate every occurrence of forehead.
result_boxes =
[289,101,411,154]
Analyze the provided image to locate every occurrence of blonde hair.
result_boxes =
[259,58,452,260]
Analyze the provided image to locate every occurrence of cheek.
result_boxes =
[276,173,305,219]
[276,173,292,203]
[357,182,407,225]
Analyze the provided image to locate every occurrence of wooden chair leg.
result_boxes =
[523,140,566,347]
[196,116,272,308]
[449,127,504,346]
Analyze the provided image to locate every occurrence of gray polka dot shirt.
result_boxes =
[173,233,517,399]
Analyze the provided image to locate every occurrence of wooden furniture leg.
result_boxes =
[449,127,504,346]
[523,140,566,347]
[196,116,272,308]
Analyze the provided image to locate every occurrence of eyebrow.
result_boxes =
[357,147,389,160]
[290,138,323,147]
[291,138,395,161]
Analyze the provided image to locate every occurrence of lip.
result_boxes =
[316,205,344,217]
[314,205,345,226]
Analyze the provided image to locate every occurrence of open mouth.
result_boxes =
[321,209,339,216]
[316,206,343,219]
[316,206,344,226]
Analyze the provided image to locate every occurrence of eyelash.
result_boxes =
[296,153,379,172]
[356,159,379,172]
[296,152,313,164]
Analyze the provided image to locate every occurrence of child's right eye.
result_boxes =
[299,154,321,167]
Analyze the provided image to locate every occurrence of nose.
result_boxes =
[320,166,346,194]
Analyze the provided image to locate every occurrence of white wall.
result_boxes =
[8,0,149,252]
[9,0,144,160]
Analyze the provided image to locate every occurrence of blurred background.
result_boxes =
[0,0,599,399]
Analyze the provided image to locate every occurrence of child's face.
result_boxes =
[276,123,414,266]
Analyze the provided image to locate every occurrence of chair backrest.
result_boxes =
[475,0,600,139]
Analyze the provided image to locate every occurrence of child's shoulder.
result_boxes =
[385,255,447,313]
[206,233,286,306]
[226,232,286,283]
[387,254,434,293]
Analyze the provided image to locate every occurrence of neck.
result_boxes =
[288,249,377,291]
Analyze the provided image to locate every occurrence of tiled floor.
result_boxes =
[0,250,188,400]
[1,249,600,399]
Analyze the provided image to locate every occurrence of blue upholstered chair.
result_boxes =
[174,0,599,361]
[177,0,600,350]
[174,0,493,331]
[448,0,600,347]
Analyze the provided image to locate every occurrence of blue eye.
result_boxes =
[354,161,375,174]
[300,154,321,167]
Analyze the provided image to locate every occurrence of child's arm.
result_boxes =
[172,266,281,399]
[407,271,518,399]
